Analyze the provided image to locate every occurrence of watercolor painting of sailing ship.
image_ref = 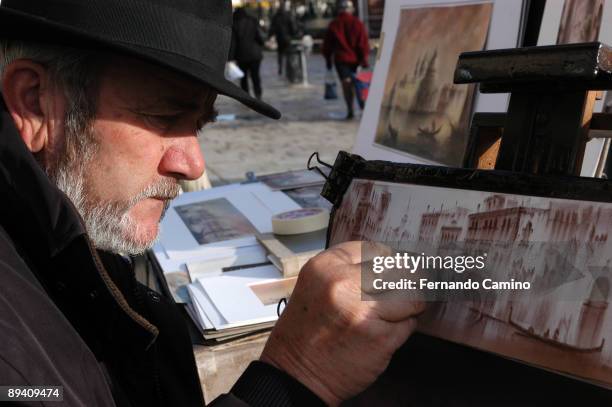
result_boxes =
[374,3,492,165]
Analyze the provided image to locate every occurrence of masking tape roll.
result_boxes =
[272,208,330,235]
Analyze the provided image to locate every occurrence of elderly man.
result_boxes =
[0,1,423,406]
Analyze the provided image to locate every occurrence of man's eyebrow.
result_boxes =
[159,96,203,111]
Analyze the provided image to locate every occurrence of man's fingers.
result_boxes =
[324,241,395,267]
[323,241,364,265]
[369,294,427,323]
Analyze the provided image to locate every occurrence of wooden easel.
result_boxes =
[459,42,612,176]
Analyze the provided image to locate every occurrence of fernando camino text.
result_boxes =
[372,278,531,291]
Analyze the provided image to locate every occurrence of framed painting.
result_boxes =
[537,1,612,178]
[538,0,609,46]
[353,0,529,166]
[322,151,612,388]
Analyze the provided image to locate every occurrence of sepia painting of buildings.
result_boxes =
[373,3,492,165]
[557,0,605,44]
[175,198,257,245]
[330,179,612,386]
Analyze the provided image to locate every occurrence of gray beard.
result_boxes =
[49,127,180,255]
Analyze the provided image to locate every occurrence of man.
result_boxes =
[231,7,265,100]
[0,1,423,406]
[269,2,297,76]
[322,0,370,119]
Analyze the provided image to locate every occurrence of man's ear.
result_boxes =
[2,60,62,153]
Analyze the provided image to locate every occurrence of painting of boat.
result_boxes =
[509,307,605,353]
[417,120,442,138]
[373,3,492,165]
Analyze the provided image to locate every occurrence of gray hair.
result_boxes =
[0,41,114,247]
[0,40,102,163]
[0,40,101,106]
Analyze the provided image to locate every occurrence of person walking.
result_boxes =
[323,0,370,119]
[269,2,297,76]
[231,7,264,99]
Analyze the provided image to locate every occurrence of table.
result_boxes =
[193,332,269,404]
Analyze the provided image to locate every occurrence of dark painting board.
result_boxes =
[325,152,612,388]
[330,178,612,387]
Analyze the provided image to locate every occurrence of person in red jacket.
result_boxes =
[323,0,370,119]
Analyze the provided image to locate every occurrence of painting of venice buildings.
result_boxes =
[175,198,257,245]
[329,179,612,386]
[374,4,492,165]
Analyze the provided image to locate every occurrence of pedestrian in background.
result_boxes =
[269,2,297,76]
[231,7,264,99]
[323,0,370,119]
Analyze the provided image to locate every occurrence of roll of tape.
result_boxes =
[272,208,330,235]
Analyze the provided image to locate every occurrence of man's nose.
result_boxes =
[158,137,205,181]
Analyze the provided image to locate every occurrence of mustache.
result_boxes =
[127,178,181,208]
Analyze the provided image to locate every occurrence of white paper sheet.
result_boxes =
[197,265,282,326]
[188,281,225,329]
[186,244,268,280]
[185,289,214,331]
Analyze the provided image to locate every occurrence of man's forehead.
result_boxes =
[101,55,214,108]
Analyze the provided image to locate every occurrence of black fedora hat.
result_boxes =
[0,0,281,119]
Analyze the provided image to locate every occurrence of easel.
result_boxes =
[346,42,612,406]
[459,42,612,176]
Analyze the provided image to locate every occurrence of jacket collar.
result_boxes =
[0,96,158,353]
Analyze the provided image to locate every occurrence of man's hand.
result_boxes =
[260,241,426,406]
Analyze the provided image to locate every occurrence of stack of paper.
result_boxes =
[150,182,301,303]
[148,178,331,342]
[186,265,283,341]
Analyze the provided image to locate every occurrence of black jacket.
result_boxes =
[230,8,264,63]
[269,10,296,52]
[0,98,324,406]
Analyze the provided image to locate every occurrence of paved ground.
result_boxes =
[199,50,362,185]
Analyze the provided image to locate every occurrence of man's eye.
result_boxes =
[143,113,181,128]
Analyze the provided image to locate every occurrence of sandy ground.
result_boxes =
[198,50,362,184]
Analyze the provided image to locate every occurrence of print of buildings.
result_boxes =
[330,180,612,382]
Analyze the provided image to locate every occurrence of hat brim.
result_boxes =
[0,7,281,120]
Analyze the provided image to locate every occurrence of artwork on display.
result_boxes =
[538,0,612,46]
[557,0,605,44]
[368,0,385,15]
[284,185,333,210]
[155,180,301,262]
[175,198,258,245]
[353,0,528,166]
[366,0,385,36]
[324,152,612,388]
[373,3,492,165]
[258,169,326,191]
